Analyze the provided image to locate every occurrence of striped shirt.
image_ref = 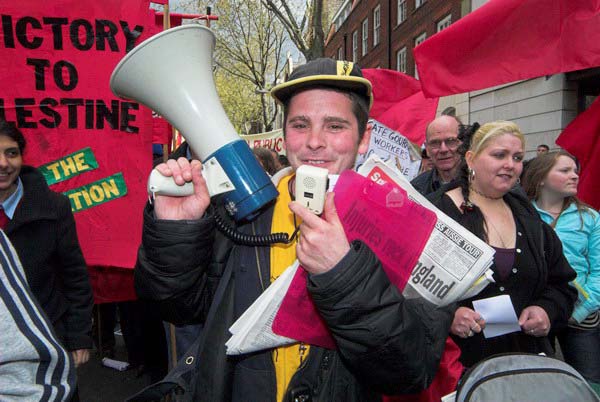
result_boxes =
[0,230,75,401]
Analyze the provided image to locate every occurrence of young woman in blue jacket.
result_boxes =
[523,150,600,384]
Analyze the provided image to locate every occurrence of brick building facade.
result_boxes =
[324,0,463,75]
[322,0,599,155]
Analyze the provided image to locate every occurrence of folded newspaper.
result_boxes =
[226,155,495,355]
[357,156,495,305]
[226,261,298,354]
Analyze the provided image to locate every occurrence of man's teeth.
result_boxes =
[306,161,326,164]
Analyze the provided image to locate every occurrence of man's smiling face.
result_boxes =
[284,88,370,175]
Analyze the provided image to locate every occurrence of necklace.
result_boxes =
[470,186,503,200]
[483,202,513,248]
[485,218,508,248]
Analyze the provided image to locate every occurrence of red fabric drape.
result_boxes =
[414,0,600,97]
[363,69,438,145]
[556,97,600,210]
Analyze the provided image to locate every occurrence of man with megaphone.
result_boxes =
[133,58,452,402]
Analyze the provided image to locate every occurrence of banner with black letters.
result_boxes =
[0,0,154,269]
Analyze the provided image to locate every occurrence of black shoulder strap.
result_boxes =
[127,259,236,402]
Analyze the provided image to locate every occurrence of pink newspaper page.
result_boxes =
[272,170,436,348]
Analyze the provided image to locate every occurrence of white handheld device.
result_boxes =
[295,165,329,215]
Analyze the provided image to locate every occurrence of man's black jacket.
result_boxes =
[132,173,453,401]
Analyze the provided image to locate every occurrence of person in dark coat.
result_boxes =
[133,58,453,401]
[0,119,93,367]
[427,120,577,368]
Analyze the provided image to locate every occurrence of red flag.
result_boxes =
[152,114,172,144]
[556,98,600,210]
[414,0,600,97]
[363,69,438,145]
[89,266,136,303]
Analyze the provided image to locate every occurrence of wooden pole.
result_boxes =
[96,305,103,358]
[206,6,212,27]
[162,3,172,162]
[159,2,179,372]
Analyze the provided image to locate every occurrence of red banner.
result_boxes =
[0,0,155,269]
[414,0,600,97]
[363,69,438,145]
[556,97,600,210]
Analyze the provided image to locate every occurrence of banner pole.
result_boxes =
[206,6,212,27]
[161,3,172,162]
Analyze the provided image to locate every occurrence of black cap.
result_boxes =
[270,58,373,108]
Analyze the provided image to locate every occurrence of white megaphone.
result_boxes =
[110,23,278,221]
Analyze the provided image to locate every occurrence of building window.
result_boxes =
[333,0,353,32]
[415,0,425,8]
[338,46,343,60]
[396,47,407,73]
[352,31,358,62]
[373,5,381,46]
[397,0,407,25]
[437,14,451,32]
[414,32,426,79]
[362,18,369,55]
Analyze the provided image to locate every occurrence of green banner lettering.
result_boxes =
[64,173,128,212]
[39,147,99,185]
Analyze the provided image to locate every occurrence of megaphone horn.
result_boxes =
[110,24,277,221]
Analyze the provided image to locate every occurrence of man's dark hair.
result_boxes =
[537,144,549,151]
[252,147,278,176]
[281,85,370,142]
[278,154,290,167]
[0,119,26,153]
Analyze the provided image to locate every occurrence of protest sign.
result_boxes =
[240,129,284,154]
[0,0,154,269]
[355,119,421,180]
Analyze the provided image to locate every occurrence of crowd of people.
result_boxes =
[0,57,598,401]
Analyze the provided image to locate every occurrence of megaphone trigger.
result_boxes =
[202,157,236,196]
[146,157,236,198]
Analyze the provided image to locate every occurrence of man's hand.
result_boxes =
[289,193,350,275]
[153,158,211,220]
[71,349,90,367]
[519,305,550,337]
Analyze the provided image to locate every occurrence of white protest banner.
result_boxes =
[354,119,421,180]
[240,129,284,154]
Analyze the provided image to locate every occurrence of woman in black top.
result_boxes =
[428,120,576,367]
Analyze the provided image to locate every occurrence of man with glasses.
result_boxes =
[411,115,462,195]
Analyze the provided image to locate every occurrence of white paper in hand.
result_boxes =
[226,261,299,355]
[473,294,521,338]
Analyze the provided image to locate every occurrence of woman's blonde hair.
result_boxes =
[469,120,525,158]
